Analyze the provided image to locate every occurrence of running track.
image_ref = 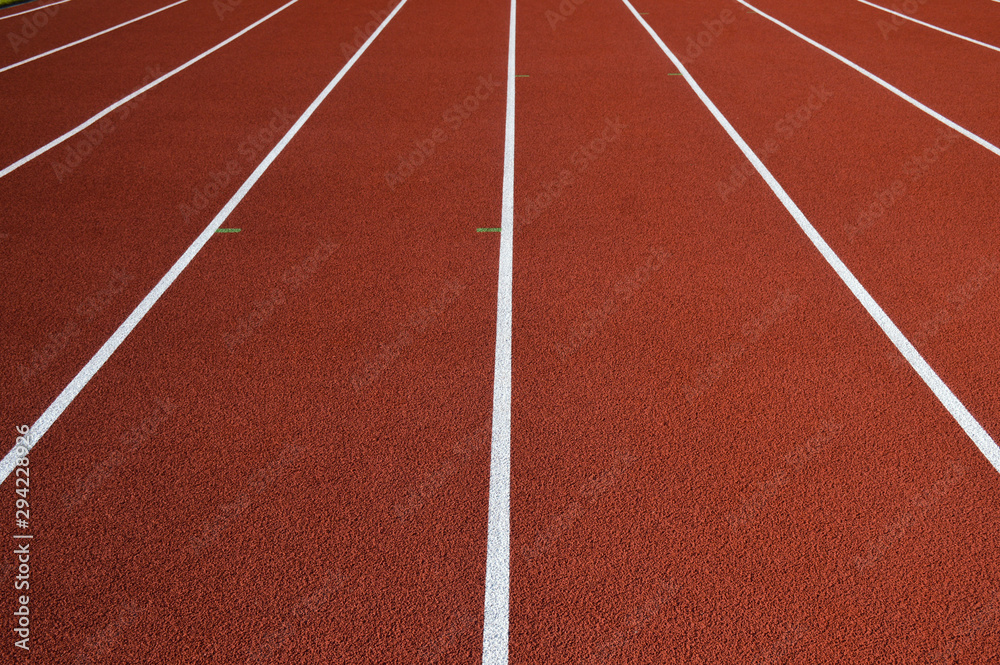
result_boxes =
[1,0,999,662]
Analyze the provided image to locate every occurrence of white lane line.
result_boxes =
[0,0,188,74]
[0,0,410,486]
[735,0,1000,159]
[856,0,1000,53]
[621,0,1000,475]
[0,0,301,179]
[482,0,515,662]
[0,0,71,22]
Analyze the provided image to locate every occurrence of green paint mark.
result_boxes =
[640,12,649,14]
[217,228,241,233]
[515,74,529,77]
[477,228,501,233]
[668,73,682,75]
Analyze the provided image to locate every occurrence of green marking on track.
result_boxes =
[515,74,529,77]
[216,228,241,233]
[477,228,501,233]
[668,73,682,75]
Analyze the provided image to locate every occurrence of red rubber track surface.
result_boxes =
[2,0,999,662]
[509,0,999,662]
[0,0,176,68]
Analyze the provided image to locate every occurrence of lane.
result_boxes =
[1,0,393,456]
[739,0,1000,145]
[0,0,304,170]
[851,0,1000,48]
[0,0,71,21]
[0,0,186,70]
[854,0,1000,53]
[638,0,1000,454]
[3,0,511,662]
[508,0,1000,661]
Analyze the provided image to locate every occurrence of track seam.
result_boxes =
[481,0,516,661]
[0,0,412,485]
[620,0,1000,474]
